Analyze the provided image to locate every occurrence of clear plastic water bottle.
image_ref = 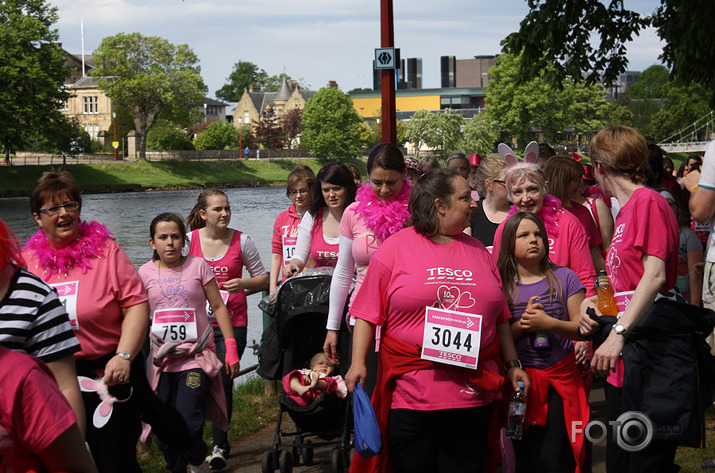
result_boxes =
[506,381,527,440]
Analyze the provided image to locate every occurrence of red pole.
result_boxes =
[113,113,117,161]
[239,119,243,159]
[380,0,396,145]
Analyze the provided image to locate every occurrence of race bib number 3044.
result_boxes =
[421,306,482,369]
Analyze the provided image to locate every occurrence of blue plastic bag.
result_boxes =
[353,383,382,458]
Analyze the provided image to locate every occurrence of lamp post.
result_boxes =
[112,112,117,161]
[238,117,243,159]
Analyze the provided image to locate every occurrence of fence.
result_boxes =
[14,153,120,166]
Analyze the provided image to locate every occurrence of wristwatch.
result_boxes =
[504,359,523,371]
[116,352,132,361]
[613,324,628,338]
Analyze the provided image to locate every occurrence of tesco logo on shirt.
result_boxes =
[317,251,338,259]
[426,267,474,281]
[211,266,229,277]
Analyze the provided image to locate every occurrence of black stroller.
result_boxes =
[258,269,353,473]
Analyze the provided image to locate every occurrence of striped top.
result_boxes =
[0,267,80,362]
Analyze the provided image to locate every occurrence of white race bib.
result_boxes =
[206,290,230,322]
[421,306,482,369]
[282,235,298,266]
[51,281,79,330]
[151,308,198,342]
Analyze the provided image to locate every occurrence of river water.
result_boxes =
[1,186,292,369]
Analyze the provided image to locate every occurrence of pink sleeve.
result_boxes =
[16,364,77,454]
[271,212,284,255]
[486,249,511,323]
[198,258,215,286]
[339,206,356,240]
[108,243,148,308]
[349,257,391,326]
[565,217,596,297]
[323,375,338,393]
[491,221,505,263]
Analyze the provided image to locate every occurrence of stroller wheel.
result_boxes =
[290,438,300,466]
[302,439,314,466]
[261,451,275,473]
[278,450,293,473]
[331,448,342,473]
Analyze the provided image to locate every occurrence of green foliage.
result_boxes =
[460,111,500,156]
[646,81,711,141]
[607,104,635,128]
[93,33,207,160]
[406,110,436,157]
[146,120,193,150]
[621,98,662,135]
[486,52,610,144]
[361,119,408,149]
[405,110,465,159]
[627,65,670,100]
[301,88,363,160]
[216,61,306,100]
[194,121,239,150]
[0,0,71,150]
[502,0,715,109]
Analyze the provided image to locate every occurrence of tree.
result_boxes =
[301,88,362,160]
[253,108,286,150]
[281,108,304,148]
[460,111,501,156]
[406,110,438,157]
[215,61,268,102]
[0,0,71,150]
[502,0,715,108]
[647,81,711,141]
[627,65,670,100]
[425,111,465,160]
[361,117,407,149]
[93,33,207,160]
[194,121,239,150]
[146,119,193,150]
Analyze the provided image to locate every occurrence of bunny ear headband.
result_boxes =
[78,376,133,428]
[498,141,540,168]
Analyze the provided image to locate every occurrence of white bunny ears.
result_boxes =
[78,376,133,428]
[498,141,540,167]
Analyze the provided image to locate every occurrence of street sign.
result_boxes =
[112,141,119,149]
[374,47,399,70]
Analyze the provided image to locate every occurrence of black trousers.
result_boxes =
[211,325,247,451]
[604,383,678,473]
[388,405,493,473]
[513,387,576,473]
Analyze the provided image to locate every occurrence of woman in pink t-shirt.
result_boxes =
[323,143,411,395]
[285,162,357,274]
[579,126,679,473]
[139,213,240,473]
[269,165,315,294]
[346,169,529,473]
[23,171,149,473]
[186,189,267,468]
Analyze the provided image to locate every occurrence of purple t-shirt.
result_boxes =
[508,266,584,369]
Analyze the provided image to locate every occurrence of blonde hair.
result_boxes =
[187,189,227,230]
[475,157,509,196]
[505,165,546,201]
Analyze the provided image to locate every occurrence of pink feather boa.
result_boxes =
[353,180,411,243]
[507,194,564,237]
[23,221,114,277]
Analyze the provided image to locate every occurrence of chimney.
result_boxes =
[326,80,338,89]
[289,81,298,91]
[248,83,260,92]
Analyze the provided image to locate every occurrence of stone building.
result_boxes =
[232,78,319,131]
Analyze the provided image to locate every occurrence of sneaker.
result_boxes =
[207,446,227,471]
[189,463,207,473]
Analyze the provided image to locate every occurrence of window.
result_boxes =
[243,111,250,126]
[83,96,98,114]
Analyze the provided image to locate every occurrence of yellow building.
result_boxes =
[349,87,486,118]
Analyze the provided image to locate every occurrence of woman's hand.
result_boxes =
[345,362,367,392]
[507,368,530,397]
[220,278,242,293]
[590,331,625,377]
[323,330,340,364]
[104,355,131,385]
[282,263,300,279]
[579,296,601,336]
[226,360,240,379]
[573,341,590,365]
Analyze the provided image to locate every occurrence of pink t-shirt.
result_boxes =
[139,256,215,373]
[340,202,381,306]
[271,204,302,266]
[606,187,679,387]
[493,208,596,296]
[567,202,603,249]
[23,239,148,360]
[310,208,339,267]
[0,347,77,473]
[189,229,248,327]
[350,227,510,411]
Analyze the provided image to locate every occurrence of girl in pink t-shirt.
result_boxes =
[139,213,239,473]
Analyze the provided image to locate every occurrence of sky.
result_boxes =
[50,0,667,99]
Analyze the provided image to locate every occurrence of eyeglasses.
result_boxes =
[39,201,79,215]
[289,189,310,197]
[493,180,506,186]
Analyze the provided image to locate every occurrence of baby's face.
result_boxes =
[311,355,334,375]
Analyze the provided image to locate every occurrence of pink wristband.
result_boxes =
[224,338,240,366]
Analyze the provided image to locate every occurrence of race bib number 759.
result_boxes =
[421,306,482,369]
[151,308,198,343]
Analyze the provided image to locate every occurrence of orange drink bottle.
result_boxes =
[596,270,618,317]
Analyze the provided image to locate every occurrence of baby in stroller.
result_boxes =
[283,353,347,407]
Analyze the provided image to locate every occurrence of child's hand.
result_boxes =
[308,371,320,389]
[520,296,550,332]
